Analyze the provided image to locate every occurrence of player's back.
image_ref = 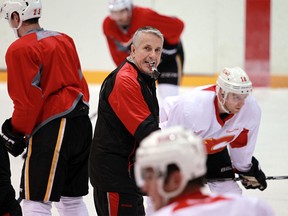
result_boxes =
[152,193,274,216]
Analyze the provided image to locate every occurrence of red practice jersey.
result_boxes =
[103,6,184,66]
[5,29,89,136]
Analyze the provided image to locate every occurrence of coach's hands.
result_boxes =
[238,156,267,191]
[1,118,27,157]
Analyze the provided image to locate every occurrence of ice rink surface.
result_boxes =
[1,83,288,216]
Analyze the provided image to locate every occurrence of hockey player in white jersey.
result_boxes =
[135,126,274,216]
[160,67,267,194]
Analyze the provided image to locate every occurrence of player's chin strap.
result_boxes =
[12,28,19,38]
[217,93,231,114]
[10,18,23,38]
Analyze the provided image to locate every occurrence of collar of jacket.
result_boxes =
[125,58,160,81]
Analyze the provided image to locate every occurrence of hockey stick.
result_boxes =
[206,175,288,183]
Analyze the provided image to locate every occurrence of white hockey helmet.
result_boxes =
[135,126,207,200]
[217,67,252,95]
[0,0,41,25]
[108,0,132,11]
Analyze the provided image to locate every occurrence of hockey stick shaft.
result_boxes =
[206,175,288,182]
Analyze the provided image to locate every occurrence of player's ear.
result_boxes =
[163,170,182,192]
[11,12,20,21]
[171,171,182,188]
[221,90,225,99]
[218,88,225,98]
[216,88,225,103]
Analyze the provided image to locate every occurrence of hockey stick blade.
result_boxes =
[206,175,288,183]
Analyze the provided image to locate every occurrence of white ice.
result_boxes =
[1,83,288,216]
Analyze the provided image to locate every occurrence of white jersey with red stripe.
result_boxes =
[151,191,274,216]
[160,84,261,172]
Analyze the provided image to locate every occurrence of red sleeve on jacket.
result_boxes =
[6,37,43,135]
[108,69,151,135]
[103,17,131,66]
[230,129,249,148]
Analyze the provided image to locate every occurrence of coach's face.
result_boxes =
[130,32,162,75]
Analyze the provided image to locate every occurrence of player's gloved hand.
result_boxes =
[1,118,27,157]
[238,156,267,191]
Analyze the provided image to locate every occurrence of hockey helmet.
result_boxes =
[135,126,207,200]
[0,0,41,30]
[108,0,132,11]
[217,67,252,95]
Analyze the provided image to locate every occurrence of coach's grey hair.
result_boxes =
[132,26,164,47]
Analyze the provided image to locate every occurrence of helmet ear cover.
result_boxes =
[135,126,207,200]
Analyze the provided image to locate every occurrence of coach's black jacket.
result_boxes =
[89,59,160,193]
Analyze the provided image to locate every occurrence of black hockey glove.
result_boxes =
[238,156,267,191]
[1,118,27,157]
